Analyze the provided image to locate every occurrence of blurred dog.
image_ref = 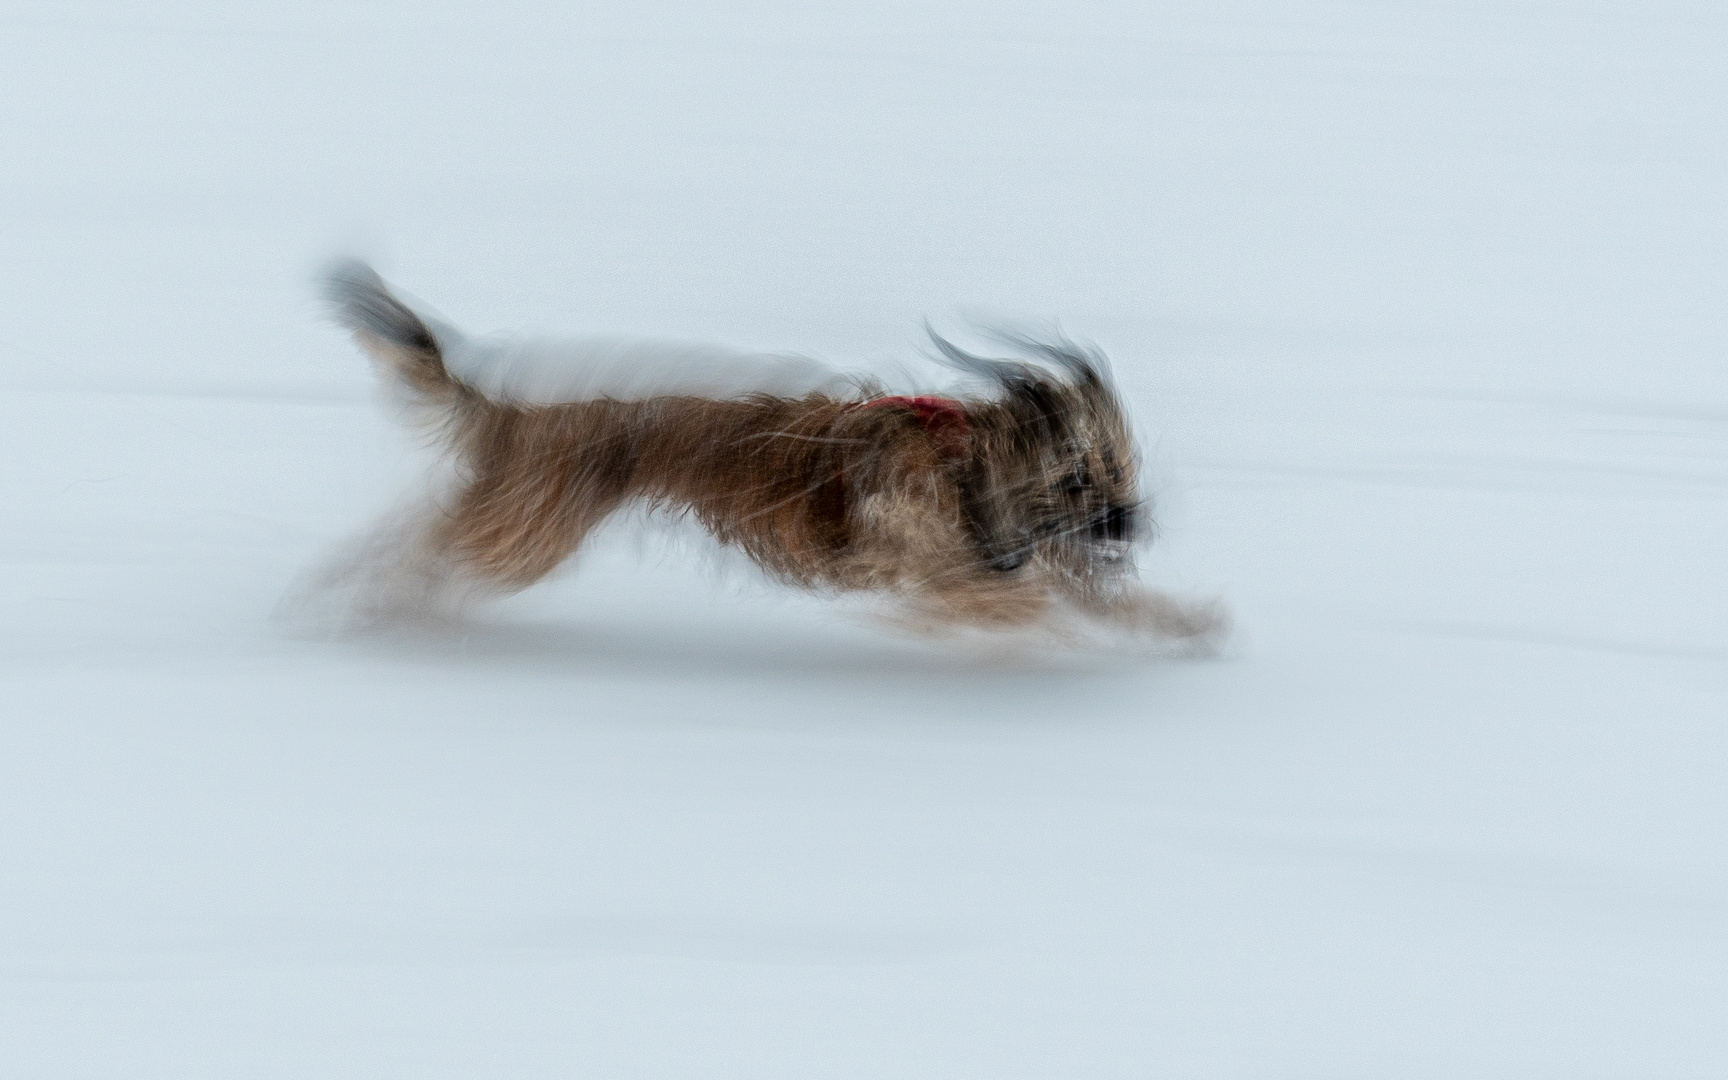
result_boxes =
[321,261,1219,640]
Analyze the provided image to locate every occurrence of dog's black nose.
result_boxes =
[1093,505,1134,542]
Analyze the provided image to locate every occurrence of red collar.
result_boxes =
[858,396,970,459]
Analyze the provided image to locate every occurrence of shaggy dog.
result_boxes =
[318,261,1219,641]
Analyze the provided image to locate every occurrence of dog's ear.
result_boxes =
[1002,376,1071,447]
[985,330,1111,392]
[953,377,1075,574]
[924,326,1043,388]
[956,450,1037,574]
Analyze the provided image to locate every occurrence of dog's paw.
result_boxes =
[1093,587,1231,655]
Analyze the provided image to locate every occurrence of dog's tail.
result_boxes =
[324,260,472,406]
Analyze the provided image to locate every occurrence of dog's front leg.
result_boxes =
[1076,581,1229,647]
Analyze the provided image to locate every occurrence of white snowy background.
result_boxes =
[4,1,1725,1075]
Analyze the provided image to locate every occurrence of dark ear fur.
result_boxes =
[958,482,1030,572]
[1005,377,1070,446]
[984,330,1111,390]
[955,378,1078,574]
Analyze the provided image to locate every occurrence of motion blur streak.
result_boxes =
[1,2,1725,1077]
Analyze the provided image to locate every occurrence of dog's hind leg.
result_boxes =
[286,464,629,632]
[432,448,634,593]
[279,497,470,633]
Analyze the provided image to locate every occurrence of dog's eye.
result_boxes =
[1060,465,1089,497]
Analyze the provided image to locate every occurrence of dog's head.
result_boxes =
[930,330,1145,581]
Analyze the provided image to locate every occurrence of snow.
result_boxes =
[4,1,1726,1075]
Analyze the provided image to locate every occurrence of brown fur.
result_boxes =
[320,261,1221,640]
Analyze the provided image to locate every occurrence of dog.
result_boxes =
[318,260,1220,641]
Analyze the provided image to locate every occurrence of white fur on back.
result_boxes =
[438,329,853,404]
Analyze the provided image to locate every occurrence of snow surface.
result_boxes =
[4,1,1727,1075]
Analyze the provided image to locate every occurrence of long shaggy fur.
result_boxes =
[317,261,1222,641]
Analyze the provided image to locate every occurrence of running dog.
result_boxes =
[320,261,1219,640]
